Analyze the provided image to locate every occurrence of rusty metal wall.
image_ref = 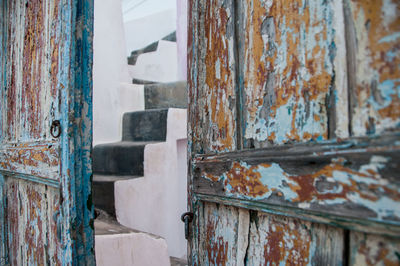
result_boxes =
[188,0,400,265]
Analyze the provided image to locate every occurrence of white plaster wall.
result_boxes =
[95,233,170,266]
[128,40,179,82]
[176,0,188,80]
[93,0,144,146]
[115,109,188,259]
[124,9,177,55]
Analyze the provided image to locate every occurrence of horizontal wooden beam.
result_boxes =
[192,133,400,234]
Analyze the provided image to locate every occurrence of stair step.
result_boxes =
[122,109,168,142]
[93,175,140,217]
[145,81,187,109]
[93,141,157,176]
[95,215,170,266]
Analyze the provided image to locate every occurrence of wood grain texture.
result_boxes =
[0,0,95,264]
[0,142,60,182]
[1,0,62,143]
[349,231,400,266]
[188,0,237,154]
[238,0,349,148]
[246,212,344,265]
[194,134,400,231]
[195,202,249,266]
[346,0,400,136]
[5,178,62,265]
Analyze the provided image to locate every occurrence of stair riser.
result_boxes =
[122,109,168,142]
[145,81,187,109]
[93,181,116,217]
[93,145,145,175]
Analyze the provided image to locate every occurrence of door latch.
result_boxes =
[181,212,194,240]
[50,120,61,138]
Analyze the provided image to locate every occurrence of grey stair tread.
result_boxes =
[122,109,168,142]
[132,78,157,85]
[145,81,187,109]
[94,212,162,239]
[93,141,159,176]
[93,174,141,182]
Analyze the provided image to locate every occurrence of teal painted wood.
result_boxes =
[0,0,94,264]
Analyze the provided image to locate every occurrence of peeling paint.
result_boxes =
[349,0,400,136]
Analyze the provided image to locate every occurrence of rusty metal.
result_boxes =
[181,212,194,240]
[50,120,61,138]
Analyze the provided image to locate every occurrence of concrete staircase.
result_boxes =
[93,78,187,265]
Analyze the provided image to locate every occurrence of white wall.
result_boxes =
[176,0,188,80]
[124,9,177,55]
[93,0,144,146]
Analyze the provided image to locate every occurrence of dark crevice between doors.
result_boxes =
[233,0,244,151]
[343,229,350,266]
[343,0,357,137]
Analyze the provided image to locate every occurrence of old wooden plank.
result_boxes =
[5,178,61,265]
[2,0,62,143]
[349,231,400,265]
[238,0,349,148]
[0,142,60,182]
[193,135,400,230]
[196,202,249,265]
[246,212,344,265]
[346,0,400,136]
[188,0,237,154]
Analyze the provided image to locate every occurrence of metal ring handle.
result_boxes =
[50,120,61,138]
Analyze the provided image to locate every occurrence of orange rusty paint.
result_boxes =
[242,0,334,144]
[207,159,400,205]
[203,0,236,151]
[0,143,60,179]
[351,232,400,266]
[350,0,400,135]
[223,162,271,198]
[263,219,311,265]
[205,220,228,265]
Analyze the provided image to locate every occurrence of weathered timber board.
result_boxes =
[0,142,60,183]
[193,134,400,231]
[345,0,400,137]
[349,231,400,265]
[195,202,249,265]
[5,177,62,265]
[1,0,63,143]
[246,211,344,265]
[188,0,238,154]
[238,0,349,148]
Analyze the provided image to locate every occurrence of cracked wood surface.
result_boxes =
[0,0,94,264]
[188,0,400,264]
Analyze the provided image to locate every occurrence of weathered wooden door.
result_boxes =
[188,0,400,264]
[0,0,94,264]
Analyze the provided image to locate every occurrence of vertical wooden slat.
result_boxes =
[239,0,348,148]
[246,212,344,265]
[188,0,237,154]
[347,0,400,136]
[349,231,400,266]
[196,202,249,265]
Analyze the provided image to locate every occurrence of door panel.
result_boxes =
[0,0,94,264]
[349,232,400,266]
[5,178,61,265]
[345,0,400,136]
[246,213,344,265]
[189,0,238,154]
[188,0,400,265]
[238,0,349,148]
